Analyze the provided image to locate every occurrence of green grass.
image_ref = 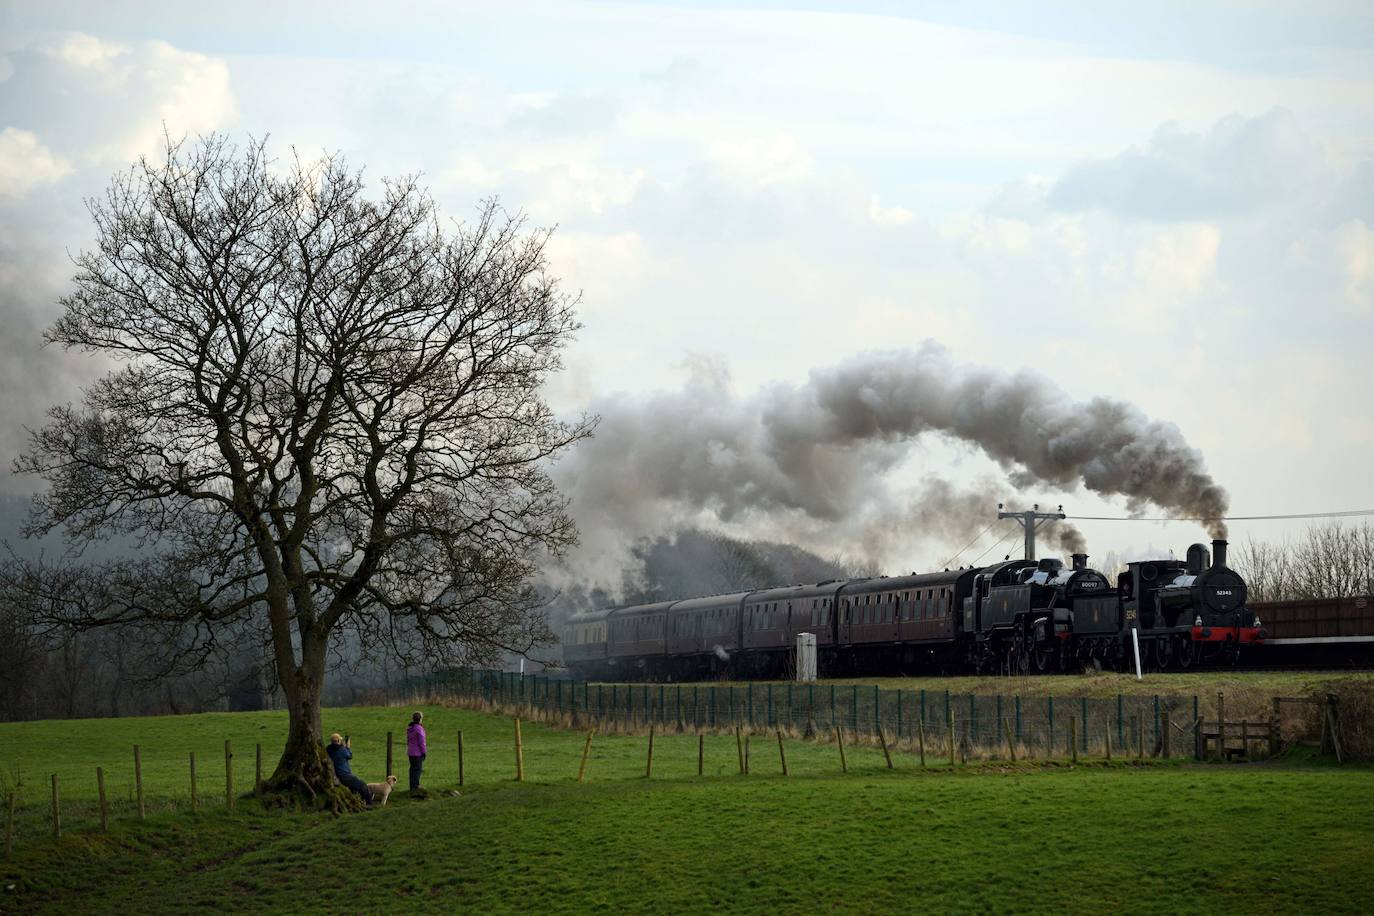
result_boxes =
[3,707,1373,914]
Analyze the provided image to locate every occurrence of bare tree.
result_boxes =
[6,135,591,804]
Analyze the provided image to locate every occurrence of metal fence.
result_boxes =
[386,670,1214,760]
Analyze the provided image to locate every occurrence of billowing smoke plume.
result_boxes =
[554,342,1226,589]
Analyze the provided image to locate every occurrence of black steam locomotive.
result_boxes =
[563,538,1264,680]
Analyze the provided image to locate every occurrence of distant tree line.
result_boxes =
[1233,521,1374,603]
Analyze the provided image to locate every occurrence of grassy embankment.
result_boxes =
[2,704,1373,913]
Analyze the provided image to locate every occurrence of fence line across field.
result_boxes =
[2,676,1327,855]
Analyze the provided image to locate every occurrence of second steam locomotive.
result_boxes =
[564,538,1265,680]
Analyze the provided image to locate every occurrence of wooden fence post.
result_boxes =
[744,734,751,775]
[190,752,198,809]
[514,718,524,782]
[735,727,745,775]
[577,729,595,783]
[1135,715,1143,759]
[4,790,15,858]
[255,743,262,793]
[225,740,234,809]
[834,727,848,773]
[1217,692,1226,758]
[134,744,145,820]
[948,714,956,767]
[1194,717,1204,761]
[50,774,60,840]
[878,727,894,769]
[917,720,926,767]
[97,766,108,831]
[697,733,704,777]
[1103,722,1111,761]
[776,731,788,776]
[645,726,656,779]
[458,731,465,787]
[1069,717,1078,764]
[386,732,394,779]
[1270,698,1281,757]
[1004,718,1017,762]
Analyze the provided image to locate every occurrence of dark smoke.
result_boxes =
[555,342,1226,586]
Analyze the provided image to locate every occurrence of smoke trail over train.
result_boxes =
[554,341,1227,587]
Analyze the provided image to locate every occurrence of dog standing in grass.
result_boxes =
[366,775,399,806]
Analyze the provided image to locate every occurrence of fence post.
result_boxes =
[735,727,745,774]
[917,720,926,767]
[458,731,465,787]
[189,752,198,809]
[385,732,393,778]
[97,766,108,831]
[1048,696,1055,752]
[514,719,524,782]
[744,734,751,775]
[1004,718,1016,761]
[948,713,956,766]
[5,789,16,857]
[1081,697,1089,752]
[50,774,60,840]
[878,727,894,769]
[577,729,595,783]
[698,733,704,777]
[255,743,262,794]
[134,744,145,820]
[1069,717,1078,763]
[834,726,848,773]
[224,740,233,809]
[1270,697,1281,757]
[1104,721,1112,761]
[645,726,656,779]
[777,731,788,776]
[1217,692,1226,758]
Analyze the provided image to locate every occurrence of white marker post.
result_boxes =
[1131,626,1143,680]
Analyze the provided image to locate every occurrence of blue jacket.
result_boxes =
[326,742,354,777]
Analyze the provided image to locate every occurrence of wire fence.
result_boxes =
[372,669,1259,762]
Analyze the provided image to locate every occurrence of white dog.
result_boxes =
[366,775,399,806]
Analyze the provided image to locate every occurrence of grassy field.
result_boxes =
[3,707,1373,914]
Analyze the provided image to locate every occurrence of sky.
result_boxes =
[1,0,1372,585]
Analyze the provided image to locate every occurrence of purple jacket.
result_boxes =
[407,723,427,756]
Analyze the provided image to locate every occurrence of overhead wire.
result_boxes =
[939,520,1000,568]
[1069,509,1374,522]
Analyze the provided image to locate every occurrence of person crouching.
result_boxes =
[326,732,373,804]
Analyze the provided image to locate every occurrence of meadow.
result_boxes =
[2,704,1373,914]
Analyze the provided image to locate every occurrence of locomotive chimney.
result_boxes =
[1211,538,1228,568]
[1071,553,1087,571]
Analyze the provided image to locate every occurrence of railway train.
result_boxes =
[563,538,1265,680]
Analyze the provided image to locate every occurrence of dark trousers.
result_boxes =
[338,772,373,804]
[409,754,425,790]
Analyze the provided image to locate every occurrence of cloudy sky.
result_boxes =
[2,1,1372,582]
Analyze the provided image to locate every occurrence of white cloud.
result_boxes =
[0,128,71,198]
[1336,219,1374,310]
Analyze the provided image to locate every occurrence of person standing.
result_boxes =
[406,712,427,792]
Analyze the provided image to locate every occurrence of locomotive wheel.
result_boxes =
[1031,640,1052,673]
[1013,633,1030,675]
[1176,637,1196,669]
[1155,636,1174,670]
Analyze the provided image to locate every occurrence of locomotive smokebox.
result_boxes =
[1211,538,1228,569]
[1071,553,1088,571]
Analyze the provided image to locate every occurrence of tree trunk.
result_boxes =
[261,640,361,812]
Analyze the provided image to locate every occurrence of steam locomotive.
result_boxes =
[562,538,1265,680]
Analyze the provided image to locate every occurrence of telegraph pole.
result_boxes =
[997,504,1066,561]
